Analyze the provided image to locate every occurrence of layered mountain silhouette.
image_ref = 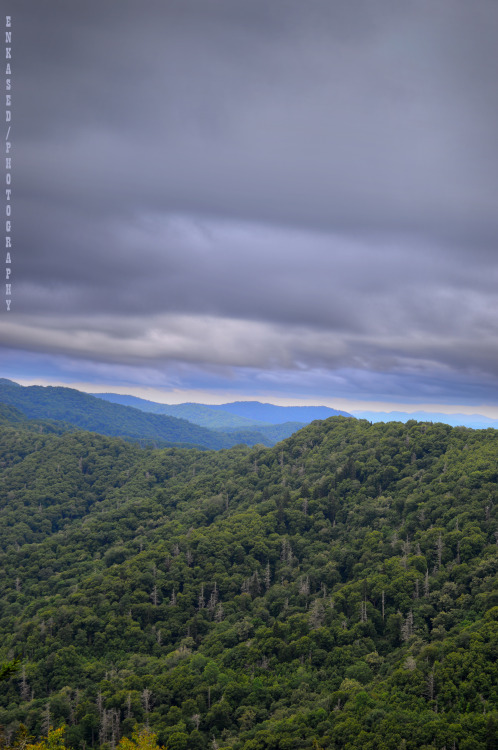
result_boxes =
[0,380,350,449]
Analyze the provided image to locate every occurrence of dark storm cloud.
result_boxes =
[5,0,498,401]
[16,0,497,236]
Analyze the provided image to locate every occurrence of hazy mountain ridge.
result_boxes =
[204,400,352,424]
[95,392,351,427]
[353,409,498,430]
[0,381,235,450]
[0,383,313,449]
[93,393,266,430]
[216,421,306,442]
[95,390,498,432]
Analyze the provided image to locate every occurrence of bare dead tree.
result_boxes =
[436,533,443,570]
[42,703,51,738]
[197,583,206,609]
[141,688,153,727]
[19,664,30,701]
[150,585,159,607]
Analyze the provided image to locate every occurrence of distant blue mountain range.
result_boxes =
[2,379,496,442]
[206,401,352,424]
[352,410,498,430]
[0,381,351,449]
[94,393,351,427]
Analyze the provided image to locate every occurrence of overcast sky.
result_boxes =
[3,0,498,411]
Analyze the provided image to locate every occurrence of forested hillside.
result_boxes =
[203,402,351,424]
[0,417,497,749]
[0,382,237,450]
[93,396,266,430]
[213,423,307,448]
[94,395,350,428]
[0,383,305,449]
[0,403,74,435]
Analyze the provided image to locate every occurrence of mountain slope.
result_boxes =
[94,393,351,428]
[93,393,265,430]
[0,402,74,435]
[217,420,307,446]
[0,417,496,749]
[209,400,352,423]
[0,381,236,449]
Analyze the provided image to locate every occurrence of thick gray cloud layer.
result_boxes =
[4,0,498,402]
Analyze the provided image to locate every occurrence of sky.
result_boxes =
[3,0,498,413]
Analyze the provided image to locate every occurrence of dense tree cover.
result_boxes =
[0,383,247,451]
[17,725,165,750]
[94,396,266,431]
[0,659,19,684]
[0,416,497,749]
[216,423,307,447]
[0,384,305,450]
[0,404,74,436]
[94,395,350,429]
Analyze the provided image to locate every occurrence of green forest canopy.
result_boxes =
[0,415,496,749]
